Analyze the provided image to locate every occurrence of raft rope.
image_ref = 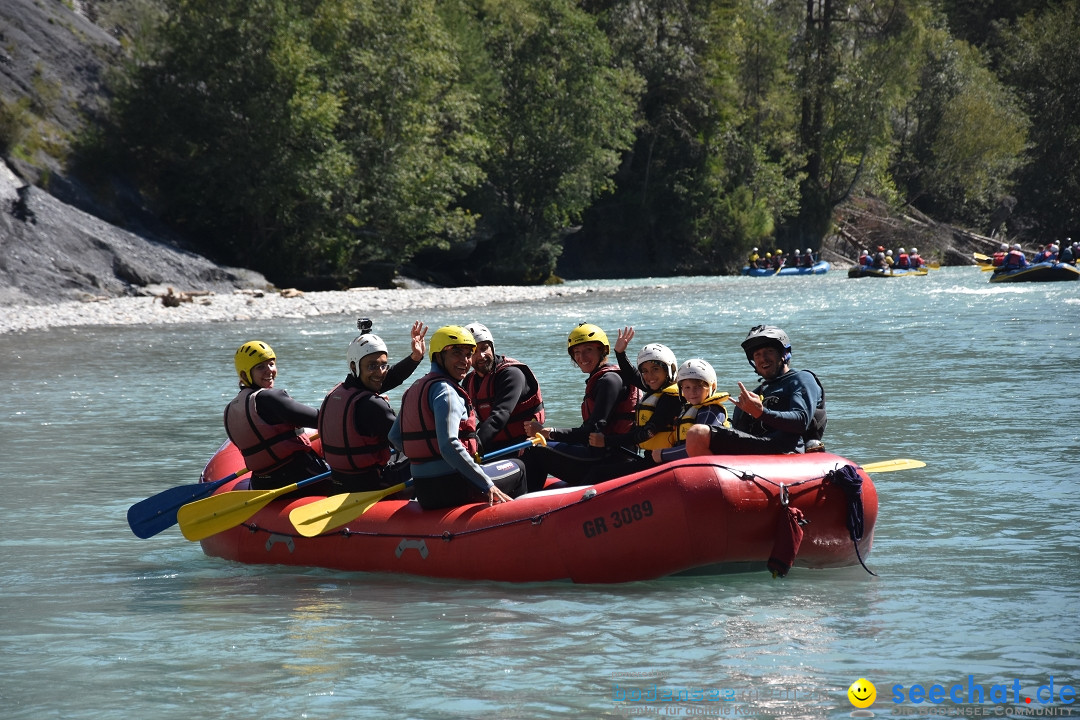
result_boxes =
[713,461,877,577]
[823,464,877,576]
[238,461,876,576]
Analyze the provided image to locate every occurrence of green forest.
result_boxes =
[63,0,1080,284]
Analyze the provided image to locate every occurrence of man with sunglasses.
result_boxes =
[317,319,427,494]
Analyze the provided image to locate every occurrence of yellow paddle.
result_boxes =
[289,481,410,537]
[177,470,330,541]
[861,458,926,473]
[290,434,547,537]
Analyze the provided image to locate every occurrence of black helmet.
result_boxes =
[741,325,792,367]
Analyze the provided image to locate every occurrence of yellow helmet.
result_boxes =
[234,340,275,384]
[429,325,476,360]
[567,322,609,357]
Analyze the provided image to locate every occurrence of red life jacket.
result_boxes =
[992,251,1006,266]
[399,371,479,463]
[462,356,545,447]
[317,383,392,474]
[896,252,910,268]
[1004,249,1026,268]
[581,364,640,436]
[224,388,312,473]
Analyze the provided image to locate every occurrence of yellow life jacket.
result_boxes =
[674,392,730,444]
[636,383,681,450]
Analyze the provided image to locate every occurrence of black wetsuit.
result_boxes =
[244,388,329,491]
[521,364,638,491]
[471,361,530,453]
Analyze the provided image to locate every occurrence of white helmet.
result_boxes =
[794,249,801,255]
[805,247,813,254]
[886,249,893,256]
[910,247,917,253]
[348,333,388,376]
[1000,243,1009,251]
[1051,244,1059,252]
[464,322,493,346]
[636,343,677,381]
[676,359,717,391]
[1012,243,1022,250]
[899,247,906,254]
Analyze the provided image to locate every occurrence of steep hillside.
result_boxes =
[0,0,120,189]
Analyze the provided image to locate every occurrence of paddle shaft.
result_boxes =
[479,434,545,463]
[861,458,926,473]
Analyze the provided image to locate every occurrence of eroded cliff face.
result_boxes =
[0,0,121,187]
[0,2,272,305]
[821,196,1010,268]
[0,159,269,306]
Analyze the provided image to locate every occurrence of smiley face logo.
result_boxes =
[848,678,877,708]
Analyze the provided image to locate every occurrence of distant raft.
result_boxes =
[193,440,878,583]
[847,266,928,278]
[988,261,1080,283]
[742,261,830,276]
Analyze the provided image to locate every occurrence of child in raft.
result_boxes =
[589,327,682,456]
[649,359,730,464]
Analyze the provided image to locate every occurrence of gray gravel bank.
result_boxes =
[0,284,604,334]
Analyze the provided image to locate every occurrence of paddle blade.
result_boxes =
[177,488,284,541]
[177,470,332,541]
[862,458,926,473]
[290,483,408,537]
[126,476,233,539]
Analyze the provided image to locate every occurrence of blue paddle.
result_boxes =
[478,433,546,463]
[126,469,247,539]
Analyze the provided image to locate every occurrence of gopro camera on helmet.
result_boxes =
[357,318,373,334]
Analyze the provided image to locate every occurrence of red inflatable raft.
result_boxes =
[197,441,877,583]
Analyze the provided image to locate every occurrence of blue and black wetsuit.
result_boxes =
[707,369,824,454]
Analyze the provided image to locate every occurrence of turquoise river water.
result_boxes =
[1,266,1078,719]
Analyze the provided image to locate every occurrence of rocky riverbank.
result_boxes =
[0,153,612,334]
[0,283,607,334]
